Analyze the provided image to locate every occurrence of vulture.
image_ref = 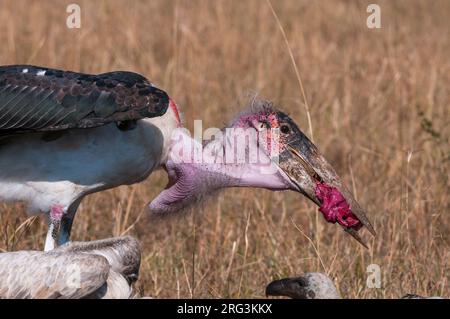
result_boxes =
[266,273,445,299]
[0,236,140,299]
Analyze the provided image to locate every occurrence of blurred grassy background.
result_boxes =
[0,0,448,298]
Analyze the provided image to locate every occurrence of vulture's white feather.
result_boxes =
[0,236,140,299]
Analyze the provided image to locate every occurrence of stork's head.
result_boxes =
[149,98,375,246]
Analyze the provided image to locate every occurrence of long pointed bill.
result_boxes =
[277,133,376,248]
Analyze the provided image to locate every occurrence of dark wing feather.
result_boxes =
[0,65,169,135]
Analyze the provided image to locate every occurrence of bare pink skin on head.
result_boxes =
[315,182,362,230]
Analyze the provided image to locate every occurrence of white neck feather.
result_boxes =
[144,101,182,165]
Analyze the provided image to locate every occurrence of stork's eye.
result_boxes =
[280,124,291,134]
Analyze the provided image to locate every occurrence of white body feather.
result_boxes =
[0,107,178,215]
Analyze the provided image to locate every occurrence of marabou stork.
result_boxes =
[0,65,375,251]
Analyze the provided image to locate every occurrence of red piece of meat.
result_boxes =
[315,182,362,230]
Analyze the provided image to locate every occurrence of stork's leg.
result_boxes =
[44,204,65,251]
[44,219,59,251]
[58,215,74,246]
[58,198,81,246]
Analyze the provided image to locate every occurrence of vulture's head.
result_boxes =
[266,273,340,299]
[149,98,375,246]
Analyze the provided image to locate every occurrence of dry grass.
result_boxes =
[0,0,448,298]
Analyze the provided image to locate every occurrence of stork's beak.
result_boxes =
[275,116,375,247]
